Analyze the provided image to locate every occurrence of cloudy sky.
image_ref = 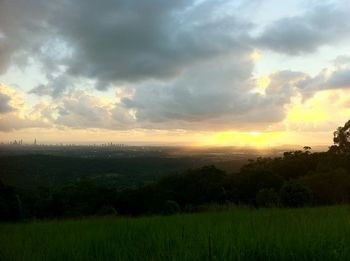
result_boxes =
[0,0,350,146]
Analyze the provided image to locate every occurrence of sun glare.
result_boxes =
[200,131,283,148]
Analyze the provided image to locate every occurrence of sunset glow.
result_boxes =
[200,131,279,147]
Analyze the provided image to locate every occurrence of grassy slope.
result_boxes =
[1,206,350,261]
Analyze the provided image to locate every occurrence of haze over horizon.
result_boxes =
[1,0,350,147]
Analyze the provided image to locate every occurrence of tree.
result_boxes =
[256,188,279,207]
[234,170,283,205]
[96,206,118,216]
[279,181,311,207]
[332,119,350,154]
[303,146,312,153]
[302,168,350,204]
[162,200,180,215]
[158,165,226,206]
[0,182,22,221]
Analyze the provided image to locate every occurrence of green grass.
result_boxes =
[1,206,350,260]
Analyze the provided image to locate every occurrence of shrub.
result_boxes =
[0,184,22,221]
[302,168,350,204]
[234,170,283,205]
[96,206,118,216]
[256,188,279,207]
[184,204,194,213]
[279,181,311,207]
[162,200,180,215]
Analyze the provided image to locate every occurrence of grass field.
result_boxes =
[1,206,350,261]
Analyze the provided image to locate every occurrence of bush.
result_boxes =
[0,184,22,221]
[234,170,283,205]
[279,181,311,207]
[162,200,180,215]
[184,204,194,213]
[96,206,118,216]
[256,188,279,207]
[302,168,350,204]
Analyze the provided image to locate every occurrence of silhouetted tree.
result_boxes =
[302,168,350,204]
[279,181,311,207]
[96,206,118,216]
[234,170,283,205]
[162,200,180,215]
[332,119,350,154]
[256,188,279,207]
[158,166,226,206]
[303,146,312,154]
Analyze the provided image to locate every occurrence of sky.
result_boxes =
[0,0,350,147]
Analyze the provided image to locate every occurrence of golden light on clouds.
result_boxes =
[257,76,271,88]
[0,84,25,115]
[285,89,350,126]
[196,90,350,148]
[1,83,350,148]
[287,100,327,123]
[254,75,271,95]
[250,50,261,61]
[115,87,135,104]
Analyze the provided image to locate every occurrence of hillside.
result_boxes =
[1,206,349,261]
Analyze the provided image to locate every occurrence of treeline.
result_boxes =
[0,155,201,189]
[1,150,350,221]
[2,120,350,221]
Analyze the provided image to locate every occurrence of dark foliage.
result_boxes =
[0,150,349,221]
[332,119,350,154]
[96,206,118,216]
[0,151,349,221]
[158,166,226,206]
[0,181,22,221]
[302,168,350,204]
[0,155,202,189]
[256,188,279,207]
[232,170,283,205]
[279,181,312,207]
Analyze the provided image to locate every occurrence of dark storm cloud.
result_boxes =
[30,74,73,98]
[257,4,350,55]
[0,92,14,113]
[52,0,252,89]
[1,0,253,93]
[0,0,54,72]
[1,1,349,84]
